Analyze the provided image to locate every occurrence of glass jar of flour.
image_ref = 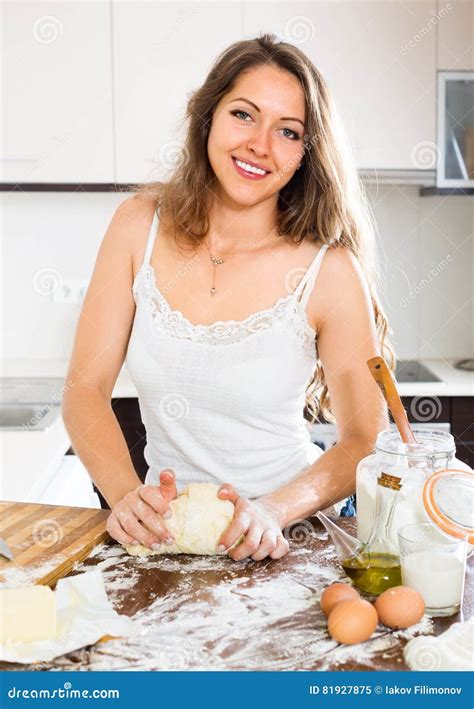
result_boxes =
[356,428,471,551]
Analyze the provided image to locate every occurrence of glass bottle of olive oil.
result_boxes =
[341,553,402,595]
[342,472,402,594]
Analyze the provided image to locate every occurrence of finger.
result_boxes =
[217,510,251,552]
[228,523,262,561]
[251,529,277,561]
[159,469,178,502]
[217,483,239,505]
[117,509,166,550]
[130,495,172,540]
[269,535,290,560]
[106,515,139,546]
[138,484,172,517]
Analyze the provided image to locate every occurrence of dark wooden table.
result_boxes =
[2,518,472,671]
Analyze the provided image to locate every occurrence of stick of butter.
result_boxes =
[0,585,57,644]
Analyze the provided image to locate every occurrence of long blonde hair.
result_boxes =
[132,33,395,423]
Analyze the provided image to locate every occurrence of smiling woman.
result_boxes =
[63,33,393,563]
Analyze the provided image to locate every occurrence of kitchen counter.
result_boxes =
[2,518,472,672]
[1,358,473,398]
[402,359,473,397]
[0,359,138,399]
[1,358,471,503]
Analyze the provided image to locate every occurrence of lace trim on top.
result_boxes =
[133,263,317,356]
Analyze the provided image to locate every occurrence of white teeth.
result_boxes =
[234,158,267,175]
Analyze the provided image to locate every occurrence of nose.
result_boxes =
[246,125,271,157]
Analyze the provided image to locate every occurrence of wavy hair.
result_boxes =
[132,33,395,424]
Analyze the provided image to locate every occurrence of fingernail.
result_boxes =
[165,537,175,545]
[163,510,172,519]
[152,542,162,550]
[131,539,139,546]
[217,544,226,552]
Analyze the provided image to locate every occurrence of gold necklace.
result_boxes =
[202,232,279,296]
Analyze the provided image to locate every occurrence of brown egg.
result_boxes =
[320,583,360,618]
[375,586,425,629]
[327,599,378,645]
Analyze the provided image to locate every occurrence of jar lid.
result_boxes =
[375,428,455,458]
[423,468,474,544]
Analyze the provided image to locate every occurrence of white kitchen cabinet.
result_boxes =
[437,0,474,71]
[1,416,71,503]
[243,1,437,170]
[112,1,242,183]
[1,1,114,182]
[38,455,101,508]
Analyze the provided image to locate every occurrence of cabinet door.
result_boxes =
[451,397,474,468]
[1,1,114,182]
[113,1,242,183]
[437,0,474,70]
[402,396,451,424]
[243,1,437,170]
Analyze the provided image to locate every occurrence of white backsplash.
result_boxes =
[1,186,473,362]
[368,184,473,360]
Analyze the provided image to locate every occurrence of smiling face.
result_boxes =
[207,64,306,207]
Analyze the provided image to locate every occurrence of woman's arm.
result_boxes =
[63,383,140,508]
[62,196,178,548]
[62,195,147,506]
[218,245,389,558]
[258,435,379,529]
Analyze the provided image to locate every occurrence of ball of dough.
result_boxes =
[124,482,240,557]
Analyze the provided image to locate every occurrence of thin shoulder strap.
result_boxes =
[294,244,330,308]
[143,211,159,266]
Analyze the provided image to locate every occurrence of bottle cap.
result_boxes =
[423,468,474,544]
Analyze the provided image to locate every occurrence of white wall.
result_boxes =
[1,187,472,362]
[1,191,124,361]
[369,185,473,360]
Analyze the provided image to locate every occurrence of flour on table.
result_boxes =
[0,556,66,589]
[7,531,438,672]
[404,617,473,671]
[23,539,432,672]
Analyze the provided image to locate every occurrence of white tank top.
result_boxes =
[125,211,330,500]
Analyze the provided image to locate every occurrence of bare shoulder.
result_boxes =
[113,194,156,237]
[322,243,367,282]
[110,194,157,268]
[309,243,372,331]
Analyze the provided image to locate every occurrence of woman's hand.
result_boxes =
[106,469,178,548]
[216,484,289,561]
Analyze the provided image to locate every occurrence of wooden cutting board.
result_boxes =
[0,501,110,588]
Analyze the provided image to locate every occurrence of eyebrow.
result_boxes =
[228,97,305,128]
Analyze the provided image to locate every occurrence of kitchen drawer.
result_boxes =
[451,397,474,436]
[402,396,451,424]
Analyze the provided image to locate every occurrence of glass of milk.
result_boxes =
[398,522,467,616]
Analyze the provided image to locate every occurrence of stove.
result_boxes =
[394,360,441,383]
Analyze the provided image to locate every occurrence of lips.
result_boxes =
[231,156,271,180]
[231,155,271,173]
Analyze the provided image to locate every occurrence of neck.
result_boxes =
[206,194,279,253]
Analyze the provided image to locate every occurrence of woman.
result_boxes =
[63,34,392,563]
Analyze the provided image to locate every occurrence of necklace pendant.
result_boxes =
[210,256,225,266]
[210,286,216,296]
